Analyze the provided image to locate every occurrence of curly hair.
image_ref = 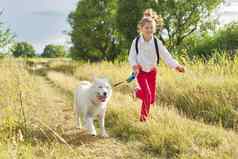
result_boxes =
[137,8,164,33]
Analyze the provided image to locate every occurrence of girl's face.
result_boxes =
[141,22,155,38]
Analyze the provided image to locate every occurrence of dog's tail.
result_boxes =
[73,88,78,112]
[79,81,91,86]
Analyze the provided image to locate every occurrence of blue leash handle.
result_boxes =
[113,72,136,88]
[126,72,136,83]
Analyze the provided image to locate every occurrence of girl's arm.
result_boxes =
[128,39,137,67]
[128,39,141,74]
[158,41,185,72]
[158,40,179,69]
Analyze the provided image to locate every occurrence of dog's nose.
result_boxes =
[103,92,107,96]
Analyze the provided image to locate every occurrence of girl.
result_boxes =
[128,9,185,122]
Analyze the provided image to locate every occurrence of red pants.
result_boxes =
[136,68,157,122]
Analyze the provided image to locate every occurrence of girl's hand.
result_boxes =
[132,64,141,76]
[175,65,185,73]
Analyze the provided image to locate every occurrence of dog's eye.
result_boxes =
[98,86,103,89]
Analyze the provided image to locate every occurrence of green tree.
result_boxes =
[0,12,14,51]
[117,0,222,50]
[190,23,238,59]
[68,0,122,62]
[116,0,151,47]
[12,42,35,57]
[42,44,66,58]
[153,0,222,49]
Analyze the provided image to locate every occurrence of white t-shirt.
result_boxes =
[128,35,179,72]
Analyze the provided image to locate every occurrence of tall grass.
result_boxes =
[0,58,42,158]
[0,58,77,158]
[44,54,238,130]
[0,58,38,138]
[107,102,238,159]
[44,61,238,159]
[158,54,238,129]
[0,58,154,158]
[1,55,238,158]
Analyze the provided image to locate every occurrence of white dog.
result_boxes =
[74,78,112,137]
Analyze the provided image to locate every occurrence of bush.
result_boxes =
[189,23,238,59]
[12,42,35,57]
[41,44,66,58]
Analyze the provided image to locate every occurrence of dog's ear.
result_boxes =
[97,75,110,83]
[107,77,112,83]
[91,74,97,82]
[101,77,110,83]
[105,78,112,84]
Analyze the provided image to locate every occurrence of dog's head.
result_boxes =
[91,78,112,103]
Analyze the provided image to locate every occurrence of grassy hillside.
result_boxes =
[0,56,238,158]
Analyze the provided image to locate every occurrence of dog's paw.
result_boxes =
[100,131,109,138]
[76,124,82,129]
[89,130,97,136]
[90,132,97,136]
[76,125,81,129]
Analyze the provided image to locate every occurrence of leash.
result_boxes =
[113,72,136,88]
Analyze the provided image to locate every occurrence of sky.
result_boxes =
[215,0,238,24]
[0,0,237,54]
[0,0,78,53]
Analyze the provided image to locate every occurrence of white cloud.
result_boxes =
[31,10,66,17]
[215,0,238,25]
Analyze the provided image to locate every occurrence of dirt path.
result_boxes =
[31,71,157,159]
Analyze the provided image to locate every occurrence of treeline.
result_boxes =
[68,0,238,62]
[187,23,238,59]
[11,43,67,58]
[1,1,238,61]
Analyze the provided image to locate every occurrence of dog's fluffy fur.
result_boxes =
[74,78,112,137]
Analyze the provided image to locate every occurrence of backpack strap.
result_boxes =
[135,36,140,55]
[153,36,160,64]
